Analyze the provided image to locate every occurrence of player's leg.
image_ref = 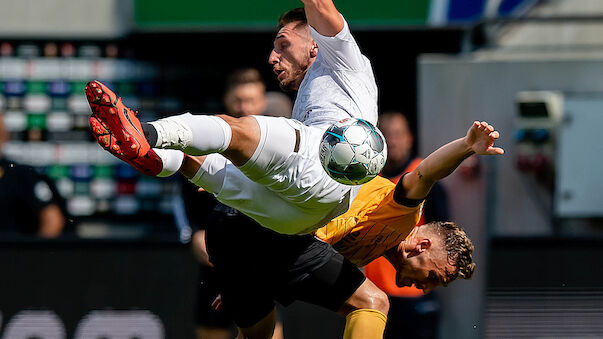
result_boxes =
[91,114,332,234]
[179,155,207,181]
[218,284,279,339]
[184,152,341,234]
[236,309,284,339]
[338,279,389,339]
[87,81,350,233]
[147,113,309,194]
[87,83,186,177]
[195,265,236,339]
[86,80,270,169]
[145,113,260,167]
[87,79,329,196]
[235,308,284,339]
[291,252,388,339]
[205,217,282,339]
[338,278,390,316]
[199,116,350,233]
[236,307,277,339]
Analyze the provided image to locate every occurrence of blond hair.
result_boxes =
[422,221,476,283]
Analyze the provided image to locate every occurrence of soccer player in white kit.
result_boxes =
[87,1,377,235]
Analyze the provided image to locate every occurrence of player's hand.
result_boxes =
[465,121,504,156]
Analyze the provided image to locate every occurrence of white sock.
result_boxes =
[189,154,227,194]
[150,113,232,156]
[154,148,185,177]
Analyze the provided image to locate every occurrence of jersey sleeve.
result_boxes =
[309,16,366,71]
[386,189,424,219]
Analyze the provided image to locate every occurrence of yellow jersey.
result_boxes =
[314,176,423,267]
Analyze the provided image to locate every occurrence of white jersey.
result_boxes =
[292,18,378,130]
[189,17,379,234]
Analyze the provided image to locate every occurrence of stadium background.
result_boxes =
[1,0,603,338]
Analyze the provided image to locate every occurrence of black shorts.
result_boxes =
[205,211,366,328]
[195,264,235,329]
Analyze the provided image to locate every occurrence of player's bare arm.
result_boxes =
[301,0,344,36]
[397,121,504,201]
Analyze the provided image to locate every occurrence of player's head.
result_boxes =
[388,221,475,293]
[223,68,267,117]
[269,8,318,92]
[378,111,414,174]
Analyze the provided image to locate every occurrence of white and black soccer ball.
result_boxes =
[319,118,387,185]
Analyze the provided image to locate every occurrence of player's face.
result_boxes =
[224,82,267,117]
[395,254,455,294]
[269,22,315,92]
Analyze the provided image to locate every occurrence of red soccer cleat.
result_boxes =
[89,115,162,176]
[85,80,150,158]
[87,81,162,176]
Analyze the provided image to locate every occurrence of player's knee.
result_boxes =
[218,114,258,142]
[346,281,390,316]
[369,288,390,315]
[216,114,261,165]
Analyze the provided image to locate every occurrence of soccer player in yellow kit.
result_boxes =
[200,120,502,339]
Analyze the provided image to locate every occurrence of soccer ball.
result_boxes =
[319,118,387,185]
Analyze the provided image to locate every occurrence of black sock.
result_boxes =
[141,123,158,147]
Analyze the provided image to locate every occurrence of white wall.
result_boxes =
[0,0,132,38]
[419,50,603,339]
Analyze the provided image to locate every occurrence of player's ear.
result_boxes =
[310,42,318,58]
[419,238,431,252]
[407,238,430,257]
[416,238,431,253]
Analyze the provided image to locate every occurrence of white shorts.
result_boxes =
[192,116,352,234]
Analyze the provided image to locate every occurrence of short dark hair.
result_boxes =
[225,68,265,94]
[277,7,307,31]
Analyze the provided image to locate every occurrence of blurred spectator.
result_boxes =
[183,68,290,339]
[378,111,449,223]
[364,111,450,339]
[0,112,66,238]
[264,91,293,118]
[223,68,267,117]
